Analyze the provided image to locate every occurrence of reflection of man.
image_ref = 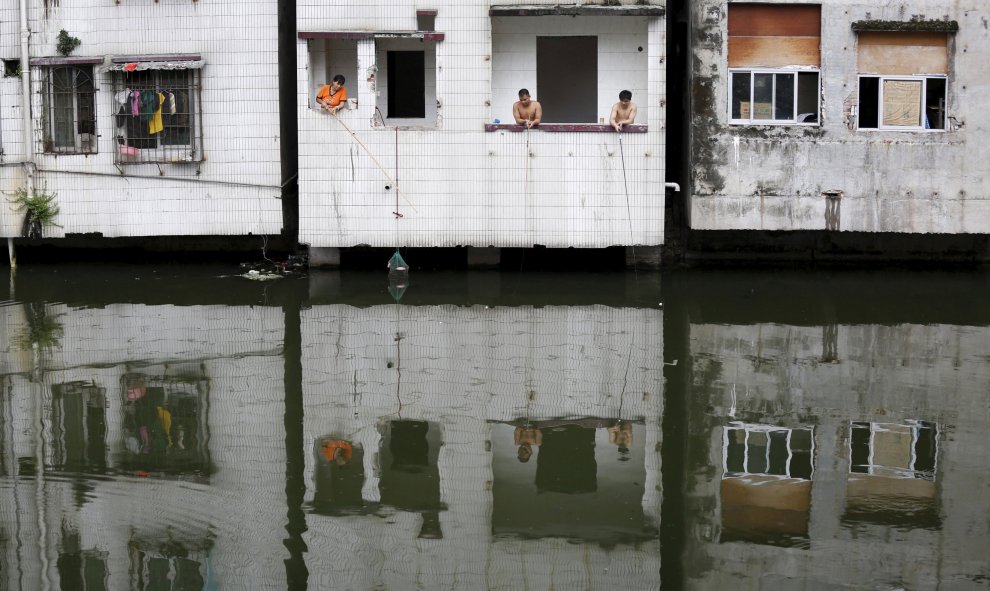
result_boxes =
[513,89,542,129]
[514,426,542,463]
[608,421,633,456]
[322,438,354,466]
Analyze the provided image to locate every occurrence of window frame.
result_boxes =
[722,423,816,480]
[728,67,821,126]
[111,68,203,165]
[856,74,948,132]
[40,64,97,154]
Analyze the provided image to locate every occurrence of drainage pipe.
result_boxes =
[11,0,35,268]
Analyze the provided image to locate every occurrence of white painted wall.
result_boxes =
[297,1,667,249]
[0,0,283,238]
[689,0,990,234]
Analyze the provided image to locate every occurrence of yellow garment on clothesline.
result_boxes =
[156,406,172,447]
[149,92,165,135]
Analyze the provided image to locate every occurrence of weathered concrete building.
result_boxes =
[0,0,284,241]
[296,1,670,262]
[686,1,989,235]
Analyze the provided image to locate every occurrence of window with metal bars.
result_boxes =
[41,65,97,154]
[111,69,202,164]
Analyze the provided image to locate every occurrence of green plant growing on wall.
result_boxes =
[56,30,81,56]
[7,187,62,238]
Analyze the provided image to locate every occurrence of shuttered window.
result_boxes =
[728,4,821,68]
[856,32,949,130]
[728,4,822,125]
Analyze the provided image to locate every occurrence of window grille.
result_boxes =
[111,69,203,164]
[41,65,97,154]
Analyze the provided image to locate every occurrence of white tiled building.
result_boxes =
[296,1,669,251]
[0,0,284,240]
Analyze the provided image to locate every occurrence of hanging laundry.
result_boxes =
[167,91,176,115]
[131,90,141,116]
[140,90,156,122]
[123,62,139,72]
[114,88,131,109]
[149,91,165,135]
[156,406,172,447]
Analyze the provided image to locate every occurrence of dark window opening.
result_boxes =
[924,77,946,130]
[537,36,597,123]
[51,382,108,474]
[387,51,426,118]
[858,77,880,129]
[3,59,21,77]
[416,12,436,32]
[379,420,442,512]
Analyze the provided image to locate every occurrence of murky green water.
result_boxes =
[1,265,988,590]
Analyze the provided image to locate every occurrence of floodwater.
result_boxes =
[1,264,988,590]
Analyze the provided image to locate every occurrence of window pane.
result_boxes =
[160,70,193,146]
[51,68,75,148]
[774,73,795,120]
[797,72,819,123]
[726,429,745,473]
[882,79,922,127]
[747,431,768,473]
[752,73,773,120]
[731,72,751,119]
[849,422,870,473]
[858,77,879,129]
[924,78,946,130]
[767,431,789,475]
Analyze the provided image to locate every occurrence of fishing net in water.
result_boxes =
[387,249,409,302]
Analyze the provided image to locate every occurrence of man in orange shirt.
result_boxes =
[321,438,354,466]
[317,74,348,114]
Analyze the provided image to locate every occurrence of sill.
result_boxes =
[857,128,946,133]
[43,150,97,156]
[728,121,820,127]
[484,123,647,133]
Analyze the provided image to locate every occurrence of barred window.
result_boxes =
[112,69,202,164]
[41,65,97,154]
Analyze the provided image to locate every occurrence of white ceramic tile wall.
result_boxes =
[298,1,667,249]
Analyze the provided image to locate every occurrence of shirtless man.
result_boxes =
[513,88,542,129]
[610,90,637,132]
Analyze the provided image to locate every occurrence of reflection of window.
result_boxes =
[112,69,202,163]
[727,4,821,125]
[857,32,949,130]
[311,437,366,516]
[724,424,814,479]
[844,421,940,530]
[133,551,205,589]
[119,373,212,478]
[491,419,651,545]
[849,421,937,480]
[379,420,442,512]
[57,530,108,591]
[41,66,97,153]
[51,382,108,474]
[721,423,814,547]
[537,36,598,123]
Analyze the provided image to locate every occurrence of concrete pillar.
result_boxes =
[308,247,341,268]
[625,245,661,270]
[466,247,501,269]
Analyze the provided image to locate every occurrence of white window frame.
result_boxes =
[722,423,815,480]
[848,420,938,480]
[856,74,948,132]
[728,68,821,126]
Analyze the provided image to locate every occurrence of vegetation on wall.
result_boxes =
[56,29,81,56]
[7,187,62,238]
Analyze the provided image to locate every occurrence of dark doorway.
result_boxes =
[387,51,426,118]
[536,36,598,123]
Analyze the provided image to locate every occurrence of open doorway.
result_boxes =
[537,36,598,123]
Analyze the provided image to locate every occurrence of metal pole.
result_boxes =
[17,0,35,258]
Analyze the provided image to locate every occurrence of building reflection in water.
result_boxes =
[720,423,814,548]
[844,420,940,530]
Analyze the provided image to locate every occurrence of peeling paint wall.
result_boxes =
[689,1,990,234]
